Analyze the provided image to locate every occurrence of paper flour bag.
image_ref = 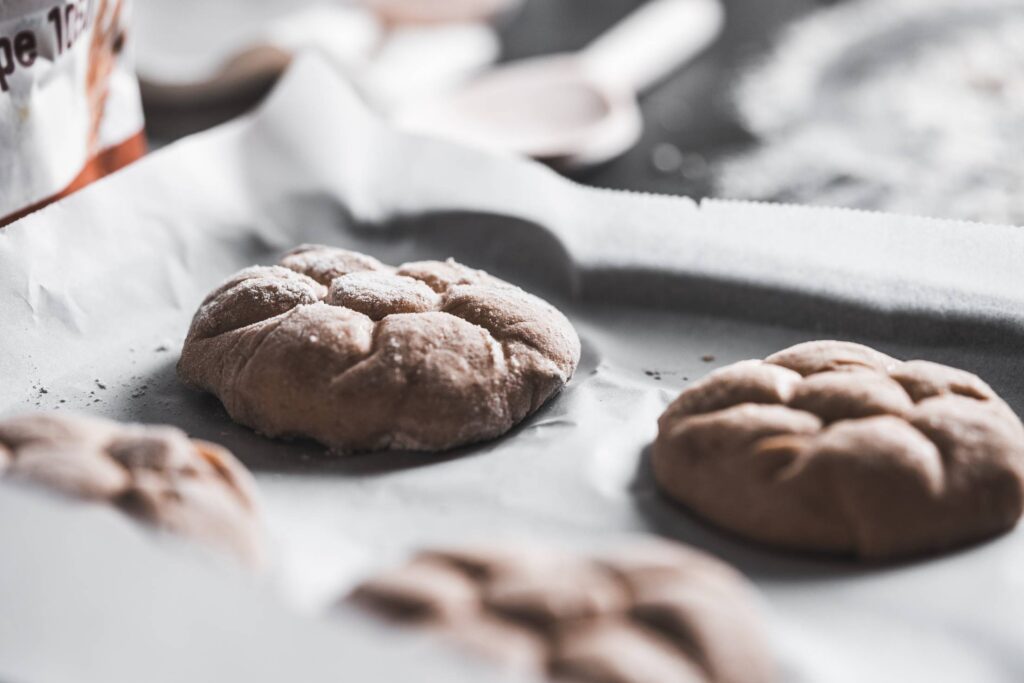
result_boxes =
[0,0,144,225]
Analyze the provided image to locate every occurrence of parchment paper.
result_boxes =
[1,56,1023,683]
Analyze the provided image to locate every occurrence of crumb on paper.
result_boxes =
[702,355,715,363]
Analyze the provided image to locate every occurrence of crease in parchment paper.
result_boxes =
[0,56,1023,683]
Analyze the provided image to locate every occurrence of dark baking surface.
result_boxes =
[499,0,829,196]
[144,0,827,194]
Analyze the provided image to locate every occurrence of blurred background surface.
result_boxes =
[139,0,1024,225]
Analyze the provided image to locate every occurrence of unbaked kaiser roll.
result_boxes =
[0,413,265,566]
[653,340,1024,560]
[345,542,775,683]
[178,245,581,453]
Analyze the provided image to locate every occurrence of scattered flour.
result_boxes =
[718,0,1024,225]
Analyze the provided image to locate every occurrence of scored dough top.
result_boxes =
[0,413,265,566]
[178,245,581,453]
[653,340,1024,560]
[346,542,775,683]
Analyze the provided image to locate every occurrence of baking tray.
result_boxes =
[1,57,1023,683]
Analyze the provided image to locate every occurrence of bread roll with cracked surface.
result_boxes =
[653,340,1024,559]
[345,542,775,683]
[0,413,265,566]
[178,245,581,453]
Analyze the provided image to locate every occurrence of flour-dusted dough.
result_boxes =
[653,341,1024,559]
[0,413,265,566]
[178,245,581,452]
[346,542,775,683]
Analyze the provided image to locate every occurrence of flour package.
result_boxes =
[0,0,144,225]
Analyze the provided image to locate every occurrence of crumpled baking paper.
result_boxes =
[1,56,1023,683]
